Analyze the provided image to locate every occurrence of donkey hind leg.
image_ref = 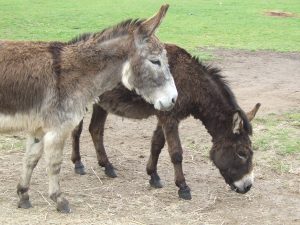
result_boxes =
[17,132,44,209]
[43,131,70,213]
[89,104,116,178]
[71,120,86,175]
[163,121,191,200]
[146,123,165,188]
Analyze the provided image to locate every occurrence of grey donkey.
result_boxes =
[0,4,177,213]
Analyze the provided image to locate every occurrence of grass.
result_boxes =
[253,112,300,155]
[0,0,299,56]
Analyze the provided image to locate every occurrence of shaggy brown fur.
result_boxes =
[71,44,260,199]
[0,5,175,212]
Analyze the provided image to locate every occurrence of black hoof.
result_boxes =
[18,199,32,209]
[57,198,71,213]
[178,186,192,200]
[105,164,117,178]
[149,173,163,188]
[74,161,86,175]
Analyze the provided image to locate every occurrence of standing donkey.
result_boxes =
[0,5,177,213]
[71,44,260,200]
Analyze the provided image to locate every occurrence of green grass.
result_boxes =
[253,112,300,155]
[0,0,299,55]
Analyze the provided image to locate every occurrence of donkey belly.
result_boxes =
[0,112,43,133]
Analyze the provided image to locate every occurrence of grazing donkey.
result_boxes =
[71,44,261,200]
[0,5,178,213]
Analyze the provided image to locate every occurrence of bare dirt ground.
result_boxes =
[0,50,299,225]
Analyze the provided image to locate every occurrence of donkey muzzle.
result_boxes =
[231,171,254,194]
[154,94,177,111]
[230,183,252,194]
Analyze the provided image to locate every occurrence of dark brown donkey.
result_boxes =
[71,44,261,200]
[0,5,178,213]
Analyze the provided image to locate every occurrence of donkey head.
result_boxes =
[210,103,261,194]
[122,4,178,111]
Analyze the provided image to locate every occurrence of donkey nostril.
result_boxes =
[171,97,176,104]
[245,184,252,192]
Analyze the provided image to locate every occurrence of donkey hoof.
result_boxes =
[178,186,192,200]
[57,198,71,213]
[74,161,86,175]
[18,199,32,209]
[75,166,86,175]
[150,178,163,188]
[149,173,163,188]
[105,165,117,178]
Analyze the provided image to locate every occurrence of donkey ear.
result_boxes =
[232,112,243,134]
[246,103,261,121]
[138,4,169,37]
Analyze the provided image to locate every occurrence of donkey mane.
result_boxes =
[67,19,145,45]
[190,56,252,135]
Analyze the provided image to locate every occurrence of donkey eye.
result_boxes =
[237,151,248,161]
[150,60,161,66]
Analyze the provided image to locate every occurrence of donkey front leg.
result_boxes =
[162,120,191,200]
[89,104,116,178]
[17,132,44,209]
[146,122,165,188]
[43,131,70,213]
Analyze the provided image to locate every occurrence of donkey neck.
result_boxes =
[190,66,237,141]
[196,99,234,142]
[59,35,132,103]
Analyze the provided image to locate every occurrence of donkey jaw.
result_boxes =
[231,171,254,194]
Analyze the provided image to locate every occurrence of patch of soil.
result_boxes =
[206,49,300,115]
[265,10,298,18]
[0,50,299,225]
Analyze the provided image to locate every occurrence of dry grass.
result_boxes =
[0,134,25,152]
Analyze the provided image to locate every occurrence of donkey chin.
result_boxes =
[229,171,254,194]
[138,89,178,111]
[130,85,178,111]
